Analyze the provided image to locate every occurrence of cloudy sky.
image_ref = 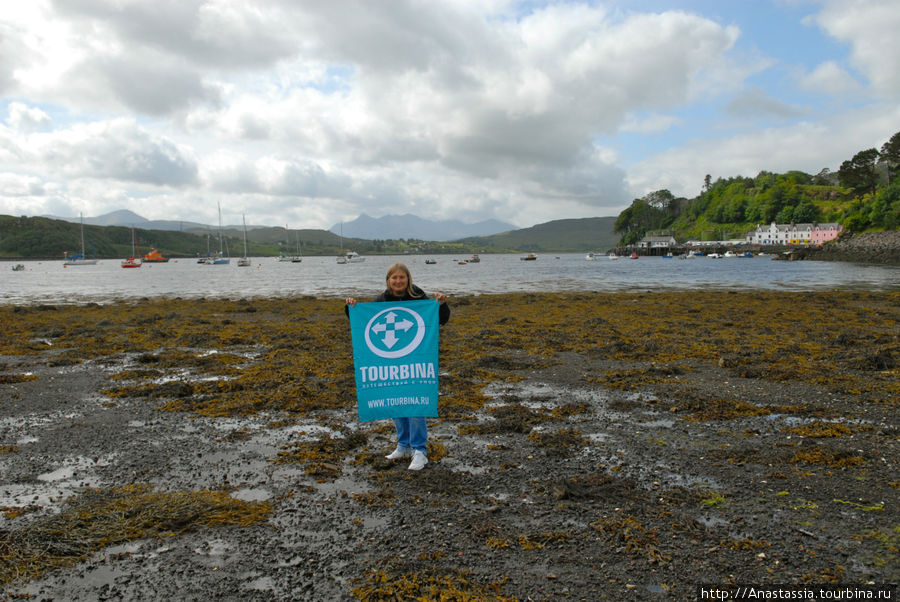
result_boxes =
[1,0,898,230]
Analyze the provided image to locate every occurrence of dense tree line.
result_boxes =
[615,130,900,244]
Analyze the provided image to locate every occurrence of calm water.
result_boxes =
[1,253,898,304]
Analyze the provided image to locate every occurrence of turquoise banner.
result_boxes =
[349,299,440,422]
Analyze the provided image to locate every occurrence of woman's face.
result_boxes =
[387,270,408,295]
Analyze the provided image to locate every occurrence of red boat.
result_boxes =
[630,253,639,259]
[122,227,143,268]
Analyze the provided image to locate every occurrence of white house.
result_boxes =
[638,235,677,249]
[746,222,842,246]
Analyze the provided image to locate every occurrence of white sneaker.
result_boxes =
[408,450,428,471]
[385,447,411,460]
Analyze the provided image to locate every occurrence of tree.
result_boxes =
[838,148,880,195]
[879,131,900,184]
[792,201,821,223]
[614,191,675,245]
[812,168,833,185]
[703,174,711,193]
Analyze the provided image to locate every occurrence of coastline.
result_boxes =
[783,231,900,264]
[2,292,898,599]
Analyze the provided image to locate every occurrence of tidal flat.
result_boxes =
[1,291,898,600]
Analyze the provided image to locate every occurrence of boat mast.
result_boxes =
[217,202,224,256]
[80,213,86,256]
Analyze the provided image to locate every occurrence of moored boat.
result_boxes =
[142,249,168,263]
[11,264,25,271]
[337,250,365,264]
[237,215,251,267]
[520,253,537,261]
[121,227,142,268]
[64,213,98,266]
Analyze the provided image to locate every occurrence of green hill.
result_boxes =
[456,217,618,252]
[0,215,618,259]
[613,130,900,246]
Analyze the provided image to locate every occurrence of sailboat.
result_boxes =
[64,213,98,266]
[205,203,230,265]
[121,226,142,268]
[237,215,251,267]
[290,234,303,263]
[277,226,302,262]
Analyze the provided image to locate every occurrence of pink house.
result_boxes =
[810,223,843,246]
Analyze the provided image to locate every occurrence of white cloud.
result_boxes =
[5,102,52,132]
[0,173,45,197]
[620,112,682,134]
[627,102,900,200]
[800,61,861,95]
[812,0,900,98]
[726,87,807,120]
[12,117,198,186]
[1,1,896,230]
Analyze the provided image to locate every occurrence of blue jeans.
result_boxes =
[393,417,427,454]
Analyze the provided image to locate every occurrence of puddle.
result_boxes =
[231,488,273,502]
[483,381,615,409]
[312,474,373,497]
[37,466,77,482]
[244,576,276,593]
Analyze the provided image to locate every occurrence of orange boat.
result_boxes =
[142,248,169,263]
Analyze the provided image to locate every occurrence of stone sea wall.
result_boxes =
[792,231,900,264]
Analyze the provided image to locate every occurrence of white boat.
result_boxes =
[237,215,251,267]
[585,252,596,260]
[723,251,737,258]
[205,203,230,265]
[608,252,619,260]
[335,222,364,263]
[337,250,365,264]
[64,213,98,266]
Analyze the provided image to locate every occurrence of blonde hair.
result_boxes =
[385,263,424,298]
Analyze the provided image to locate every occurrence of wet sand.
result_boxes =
[1,291,898,600]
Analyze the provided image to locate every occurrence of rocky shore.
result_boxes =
[791,231,900,264]
[1,292,898,600]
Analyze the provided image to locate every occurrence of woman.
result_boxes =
[345,262,450,470]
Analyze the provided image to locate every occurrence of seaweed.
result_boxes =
[0,484,271,585]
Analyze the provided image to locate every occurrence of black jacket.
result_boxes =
[346,284,450,324]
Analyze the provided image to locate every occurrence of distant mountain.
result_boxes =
[457,216,620,253]
[330,213,515,241]
[44,210,211,231]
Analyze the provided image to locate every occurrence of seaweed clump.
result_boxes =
[350,560,514,601]
[0,484,272,585]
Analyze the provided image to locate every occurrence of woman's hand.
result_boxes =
[434,292,447,304]
[345,297,357,306]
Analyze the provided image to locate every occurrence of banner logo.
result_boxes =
[364,306,426,359]
[349,299,440,421]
